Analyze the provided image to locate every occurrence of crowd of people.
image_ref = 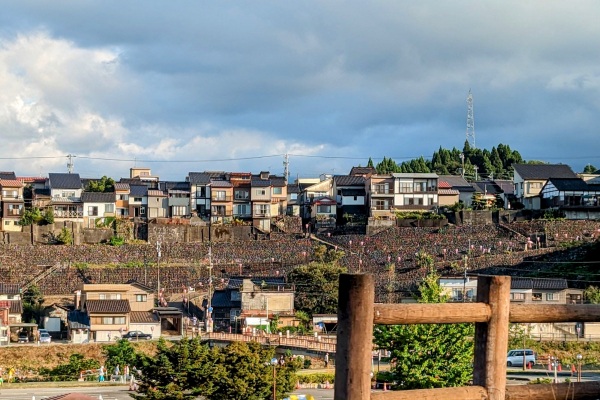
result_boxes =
[0,220,598,299]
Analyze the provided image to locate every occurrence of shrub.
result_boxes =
[109,236,125,246]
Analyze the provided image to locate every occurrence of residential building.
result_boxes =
[188,172,212,219]
[437,180,460,208]
[251,172,272,231]
[81,192,116,228]
[231,172,252,221]
[130,167,159,186]
[310,196,337,228]
[160,181,190,218]
[69,282,158,343]
[211,179,234,223]
[48,173,83,221]
[438,175,476,208]
[298,175,333,221]
[286,183,301,217]
[128,185,148,219]
[513,164,577,210]
[147,189,168,219]
[0,177,25,231]
[540,178,600,220]
[367,174,395,218]
[0,282,23,344]
[114,183,130,218]
[333,175,367,223]
[392,173,439,212]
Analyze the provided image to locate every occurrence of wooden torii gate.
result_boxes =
[334,274,600,400]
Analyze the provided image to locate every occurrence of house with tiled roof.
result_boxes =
[298,176,334,221]
[333,175,367,223]
[210,277,293,333]
[187,171,219,220]
[69,283,158,343]
[47,173,84,221]
[160,181,190,218]
[513,164,577,210]
[81,192,116,228]
[249,172,287,232]
[128,185,148,219]
[438,175,476,207]
[349,166,376,177]
[540,178,600,219]
[437,180,460,208]
[147,189,168,219]
[286,182,302,217]
[0,282,23,344]
[230,172,252,222]
[114,182,130,217]
[0,178,25,231]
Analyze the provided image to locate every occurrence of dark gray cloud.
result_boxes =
[1,1,599,180]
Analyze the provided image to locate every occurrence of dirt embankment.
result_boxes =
[0,341,158,372]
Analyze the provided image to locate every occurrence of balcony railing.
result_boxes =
[5,209,23,216]
[371,188,393,195]
[54,210,84,218]
[253,211,271,218]
[371,204,392,210]
[211,195,232,202]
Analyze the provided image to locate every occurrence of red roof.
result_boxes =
[438,181,452,189]
[0,179,23,187]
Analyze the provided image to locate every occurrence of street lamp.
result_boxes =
[270,357,278,400]
[577,354,583,382]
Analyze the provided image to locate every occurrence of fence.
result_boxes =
[201,332,337,353]
[334,274,600,400]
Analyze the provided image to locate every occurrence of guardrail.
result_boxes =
[201,332,336,353]
[334,274,600,400]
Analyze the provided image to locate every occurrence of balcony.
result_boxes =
[211,195,232,202]
[371,188,393,195]
[393,205,436,211]
[371,204,392,211]
[54,210,84,218]
[253,211,271,218]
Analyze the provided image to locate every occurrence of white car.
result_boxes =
[40,332,51,343]
[507,349,536,367]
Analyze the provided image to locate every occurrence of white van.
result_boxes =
[506,349,536,367]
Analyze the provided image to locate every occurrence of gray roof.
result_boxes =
[349,166,376,176]
[341,188,366,196]
[0,172,17,180]
[86,299,131,313]
[251,178,271,187]
[48,173,82,189]
[287,184,301,194]
[334,175,366,186]
[81,192,116,203]
[211,289,240,308]
[438,175,475,190]
[392,173,439,179]
[270,176,286,187]
[211,180,233,188]
[160,181,190,191]
[471,181,502,195]
[513,164,577,180]
[10,300,23,314]
[0,282,20,295]
[546,178,592,192]
[129,185,148,197]
[226,276,286,289]
[188,172,210,185]
[67,310,90,329]
[511,278,568,290]
[494,180,514,195]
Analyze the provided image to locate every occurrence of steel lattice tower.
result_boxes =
[466,89,475,148]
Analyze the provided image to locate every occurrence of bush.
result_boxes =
[56,227,73,245]
[109,236,125,246]
[298,373,335,384]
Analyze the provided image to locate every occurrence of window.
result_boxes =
[214,191,226,200]
[118,194,129,201]
[373,183,389,194]
[546,293,559,301]
[136,294,148,302]
[273,187,282,195]
[413,182,427,192]
[317,205,331,213]
[172,206,187,216]
[105,203,115,213]
[510,293,525,301]
[140,207,145,215]
[88,206,98,216]
[7,204,22,216]
[62,191,76,198]
[101,316,126,325]
[1,190,17,198]
[400,182,412,193]
[234,190,249,200]
[255,189,266,196]
[134,197,142,202]
[99,293,122,300]
[4,221,9,226]
[373,200,388,210]
[254,204,269,216]
[532,293,542,301]
[235,204,250,215]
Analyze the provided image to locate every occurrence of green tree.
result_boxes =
[40,353,100,381]
[22,285,44,324]
[373,271,474,390]
[104,339,139,372]
[583,164,598,174]
[56,227,73,245]
[87,176,116,192]
[287,261,347,316]
[44,207,55,224]
[584,286,600,304]
[19,207,43,226]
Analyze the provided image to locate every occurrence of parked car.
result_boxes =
[40,332,51,343]
[121,331,152,340]
[17,331,29,343]
[507,349,536,367]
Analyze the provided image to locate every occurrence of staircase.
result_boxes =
[21,263,65,291]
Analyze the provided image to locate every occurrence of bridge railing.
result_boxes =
[201,332,337,353]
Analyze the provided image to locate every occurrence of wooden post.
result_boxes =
[473,275,510,400]
[334,274,375,400]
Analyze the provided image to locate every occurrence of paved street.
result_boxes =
[0,385,130,400]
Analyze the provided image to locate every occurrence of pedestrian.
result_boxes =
[324,353,329,368]
[98,365,105,382]
[114,365,120,382]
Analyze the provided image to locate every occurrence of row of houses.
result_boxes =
[1,163,599,234]
[0,281,182,344]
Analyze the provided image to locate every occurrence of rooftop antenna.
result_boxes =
[67,154,75,173]
[283,153,290,183]
[466,89,475,148]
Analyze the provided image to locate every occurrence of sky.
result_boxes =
[1,1,599,181]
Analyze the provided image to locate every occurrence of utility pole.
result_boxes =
[156,241,161,298]
[67,154,75,173]
[462,255,468,302]
[283,153,290,184]
[466,89,475,148]
[206,244,213,333]
[459,153,465,179]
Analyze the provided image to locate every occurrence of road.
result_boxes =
[0,385,130,400]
